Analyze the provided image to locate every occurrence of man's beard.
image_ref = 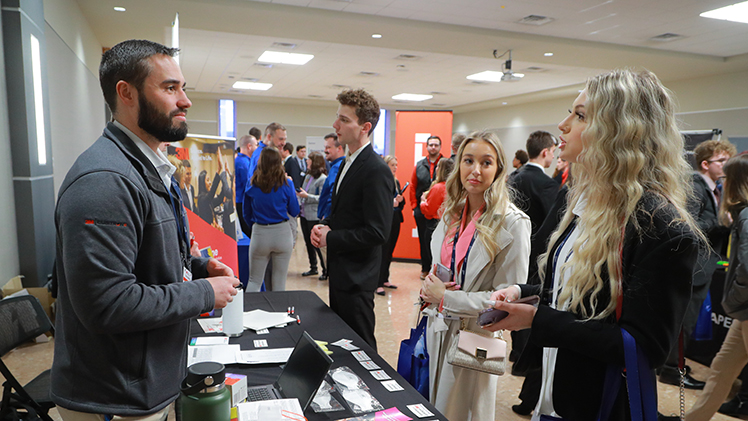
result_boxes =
[138,91,189,142]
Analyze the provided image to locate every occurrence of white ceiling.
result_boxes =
[75,0,748,109]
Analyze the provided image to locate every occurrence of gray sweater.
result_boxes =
[300,173,326,221]
[51,123,215,415]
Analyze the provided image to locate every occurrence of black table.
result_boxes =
[191,290,447,420]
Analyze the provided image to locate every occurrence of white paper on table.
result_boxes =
[243,310,296,331]
[197,318,223,333]
[237,348,294,364]
[187,344,240,366]
[237,398,303,421]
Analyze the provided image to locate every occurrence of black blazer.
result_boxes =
[323,144,394,291]
[690,172,729,286]
[284,156,303,190]
[393,179,404,225]
[518,193,698,421]
[509,164,559,235]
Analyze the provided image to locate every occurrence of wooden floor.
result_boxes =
[1,225,736,420]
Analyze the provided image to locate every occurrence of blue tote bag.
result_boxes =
[397,315,429,399]
[540,328,657,421]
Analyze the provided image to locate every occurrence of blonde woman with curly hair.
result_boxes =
[484,69,702,420]
[419,130,531,420]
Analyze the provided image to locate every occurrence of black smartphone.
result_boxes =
[477,295,540,326]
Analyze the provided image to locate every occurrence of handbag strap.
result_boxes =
[621,328,658,421]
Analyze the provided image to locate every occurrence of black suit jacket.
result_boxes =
[323,144,394,291]
[509,164,559,235]
[180,185,196,211]
[517,193,698,421]
[690,172,729,286]
[284,157,303,190]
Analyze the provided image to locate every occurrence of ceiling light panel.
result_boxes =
[700,1,748,24]
[466,71,504,82]
[392,93,433,101]
[258,51,314,65]
[232,81,273,91]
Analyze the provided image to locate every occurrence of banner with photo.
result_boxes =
[166,134,238,274]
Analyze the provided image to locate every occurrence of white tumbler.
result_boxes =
[222,285,244,337]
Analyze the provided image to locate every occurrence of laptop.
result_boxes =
[245,331,334,411]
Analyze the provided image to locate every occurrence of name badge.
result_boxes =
[183,267,192,282]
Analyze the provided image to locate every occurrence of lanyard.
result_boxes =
[168,177,190,262]
[550,223,576,306]
[450,225,477,288]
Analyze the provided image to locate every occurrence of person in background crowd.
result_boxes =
[485,69,701,420]
[513,149,529,169]
[552,157,569,186]
[311,89,393,351]
[296,144,308,177]
[419,130,531,420]
[675,153,748,421]
[377,155,405,296]
[419,158,454,221]
[245,147,300,292]
[411,135,445,280]
[297,151,328,278]
[249,126,262,145]
[658,139,736,392]
[315,133,345,281]
[51,39,238,420]
[450,133,466,160]
[317,133,345,222]
[180,160,197,211]
[235,134,256,236]
[282,142,303,189]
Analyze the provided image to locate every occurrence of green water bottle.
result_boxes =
[180,362,231,421]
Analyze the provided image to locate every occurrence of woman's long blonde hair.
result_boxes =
[540,69,701,320]
[442,131,512,262]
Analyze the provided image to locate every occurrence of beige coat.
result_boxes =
[424,203,530,420]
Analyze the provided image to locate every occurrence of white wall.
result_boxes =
[452,70,748,165]
[44,0,106,194]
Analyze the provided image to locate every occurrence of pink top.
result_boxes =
[440,206,483,280]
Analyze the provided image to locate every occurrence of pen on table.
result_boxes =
[296,315,301,324]
[291,306,295,315]
[287,306,291,315]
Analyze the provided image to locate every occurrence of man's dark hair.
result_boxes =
[99,40,178,115]
[427,135,441,146]
[526,131,556,159]
[336,89,380,136]
[515,149,529,165]
[182,159,191,168]
[324,133,345,152]
[282,143,294,154]
[265,122,286,137]
[296,144,306,152]
[249,127,262,140]
[452,133,466,153]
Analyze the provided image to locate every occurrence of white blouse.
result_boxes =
[532,195,587,421]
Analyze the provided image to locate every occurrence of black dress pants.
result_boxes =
[414,208,438,273]
[379,219,401,288]
[329,287,377,351]
[300,217,326,273]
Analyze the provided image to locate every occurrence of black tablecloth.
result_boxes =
[190,290,446,420]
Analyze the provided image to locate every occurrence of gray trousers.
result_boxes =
[248,221,294,292]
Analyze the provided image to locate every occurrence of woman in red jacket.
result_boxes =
[419,158,454,220]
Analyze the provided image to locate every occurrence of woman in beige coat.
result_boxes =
[420,130,531,420]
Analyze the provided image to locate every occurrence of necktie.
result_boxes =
[714,187,721,204]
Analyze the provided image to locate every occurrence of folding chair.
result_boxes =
[0,295,55,421]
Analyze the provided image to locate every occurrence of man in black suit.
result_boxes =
[282,142,303,189]
[658,139,736,390]
[509,131,559,237]
[180,160,197,211]
[311,89,393,350]
[507,130,559,416]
